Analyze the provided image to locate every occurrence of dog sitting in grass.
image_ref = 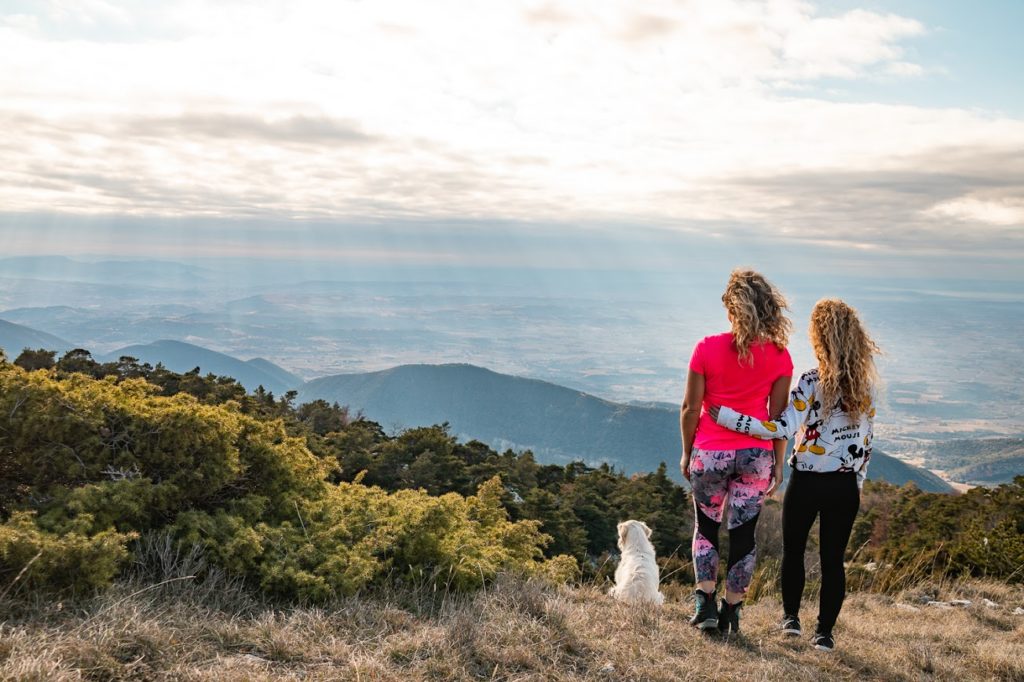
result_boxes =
[608,520,664,605]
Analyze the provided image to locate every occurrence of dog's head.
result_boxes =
[617,519,654,552]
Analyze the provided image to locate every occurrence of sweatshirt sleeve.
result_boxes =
[714,371,816,440]
[857,401,876,490]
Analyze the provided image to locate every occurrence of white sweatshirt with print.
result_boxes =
[714,368,875,488]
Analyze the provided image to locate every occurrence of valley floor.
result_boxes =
[2,577,1022,681]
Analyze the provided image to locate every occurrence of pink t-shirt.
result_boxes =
[689,332,793,451]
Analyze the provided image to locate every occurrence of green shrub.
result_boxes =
[172,476,563,601]
[0,511,135,594]
[0,365,566,600]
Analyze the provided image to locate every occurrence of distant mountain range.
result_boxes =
[298,363,954,493]
[0,318,73,356]
[0,256,209,284]
[101,340,301,395]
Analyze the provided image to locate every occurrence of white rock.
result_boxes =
[1014,607,1024,616]
[895,603,921,612]
[864,562,878,572]
[926,601,953,609]
[224,654,269,668]
[950,599,972,607]
[600,663,616,673]
[983,599,1000,608]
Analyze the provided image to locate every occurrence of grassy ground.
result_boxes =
[1,575,1022,681]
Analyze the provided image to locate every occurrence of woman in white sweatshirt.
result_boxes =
[710,298,879,652]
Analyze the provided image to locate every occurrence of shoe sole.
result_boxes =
[814,644,834,652]
[697,619,719,630]
[782,628,802,636]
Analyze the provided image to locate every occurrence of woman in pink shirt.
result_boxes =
[680,269,793,634]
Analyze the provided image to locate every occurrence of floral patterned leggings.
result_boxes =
[690,447,775,595]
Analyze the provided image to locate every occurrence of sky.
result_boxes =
[1,0,1022,276]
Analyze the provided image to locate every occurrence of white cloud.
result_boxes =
[885,60,925,77]
[926,198,1024,227]
[0,0,1020,258]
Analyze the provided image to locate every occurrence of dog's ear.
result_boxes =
[641,522,653,539]
[617,521,628,547]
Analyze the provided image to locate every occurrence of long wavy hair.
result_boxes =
[721,269,792,363]
[809,299,880,419]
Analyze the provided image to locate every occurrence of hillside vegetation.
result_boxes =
[0,352,572,601]
[1,348,1024,679]
[1,348,1021,597]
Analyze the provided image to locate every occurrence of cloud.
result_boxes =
[119,113,376,145]
[885,61,925,77]
[679,145,1024,248]
[925,198,1024,227]
[0,0,1019,262]
[618,13,677,44]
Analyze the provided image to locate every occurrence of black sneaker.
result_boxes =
[688,589,719,630]
[813,631,835,652]
[781,614,801,636]
[717,599,742,634]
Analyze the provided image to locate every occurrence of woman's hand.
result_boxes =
[766,461,785,497]
[708,405,721,422]
[680,452,691,482]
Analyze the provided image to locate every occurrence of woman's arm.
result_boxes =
[768,375,791,496]
[679,369,705,481]
[769,374,791,419]
[709,372,813,440]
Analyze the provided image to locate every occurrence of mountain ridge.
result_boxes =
[101,339,301,395]
[0,318,74,356]
[299,362,953,492]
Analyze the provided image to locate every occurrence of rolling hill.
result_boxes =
[102,340,301,395]
[919,437,1024,486]
[298,363,953,492]
[0,318,73,356]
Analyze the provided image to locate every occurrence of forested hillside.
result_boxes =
[2,347,1021,605]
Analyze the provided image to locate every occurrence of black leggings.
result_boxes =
[781,470,860,633]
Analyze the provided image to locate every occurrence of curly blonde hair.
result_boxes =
[721,269,792,363]
[809,299,880,419]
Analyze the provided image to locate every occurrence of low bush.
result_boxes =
[0,365,573,600]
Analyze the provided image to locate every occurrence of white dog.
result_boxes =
[608,520,664,605]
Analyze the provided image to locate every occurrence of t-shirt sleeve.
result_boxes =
[688,338,705,375]
[777,347,794,380]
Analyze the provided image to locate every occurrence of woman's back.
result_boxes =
[689,332,792,451]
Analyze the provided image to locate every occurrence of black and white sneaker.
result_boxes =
[781,614,801,636]
[813,631,835,652]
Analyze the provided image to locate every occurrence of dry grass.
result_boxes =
[1,575,1022,681]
